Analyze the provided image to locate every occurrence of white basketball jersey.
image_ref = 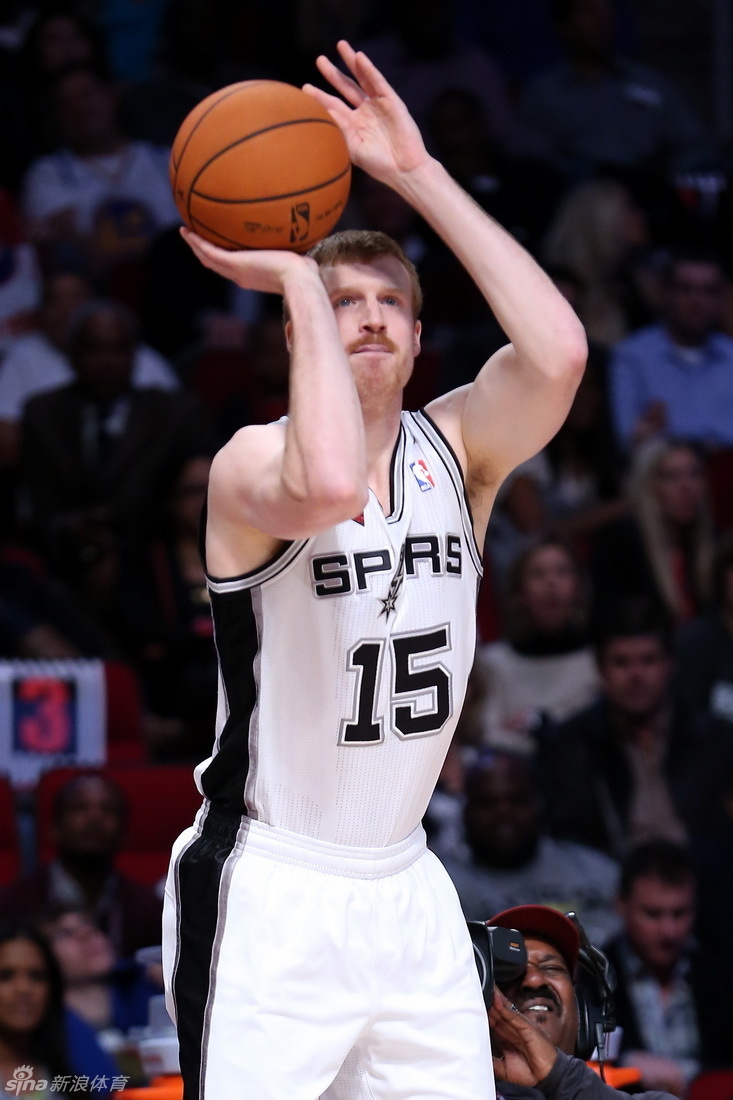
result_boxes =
[196,410,483,847]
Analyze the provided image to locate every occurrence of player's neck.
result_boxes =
[363,404,403,513]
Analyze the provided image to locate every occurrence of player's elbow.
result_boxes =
[545,318,588,384]
[286,473,368,525]
[319,480,369,524]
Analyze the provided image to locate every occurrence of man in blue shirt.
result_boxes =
[609,251,733,451]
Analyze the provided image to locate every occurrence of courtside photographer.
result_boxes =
[471,904,677,1099]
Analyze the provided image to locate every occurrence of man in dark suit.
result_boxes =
[604,840,732,1095]
[20,298,214,595]
[541,596,732,860]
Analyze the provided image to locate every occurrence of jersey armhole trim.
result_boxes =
[412,408,484,575]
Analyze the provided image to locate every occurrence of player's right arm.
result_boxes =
[181,231,368,576]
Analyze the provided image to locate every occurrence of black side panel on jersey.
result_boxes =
[172,807,241,1100]
[199,586,260,813]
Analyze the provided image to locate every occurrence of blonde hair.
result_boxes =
[307,229,423,317]
[629,438,713,620]
[542,179,639,345]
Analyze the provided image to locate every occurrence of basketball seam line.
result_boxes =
[191,163,351,204]
[185,118,345,224]
[171,82,263,177]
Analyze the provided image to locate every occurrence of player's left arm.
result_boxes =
[400,147,586,524]
[307,42,587,536]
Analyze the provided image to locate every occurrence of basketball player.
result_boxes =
[162,41,586,1100]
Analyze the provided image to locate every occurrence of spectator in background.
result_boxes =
[21,61,179,277]
[441,750,620,945]
[536,339,628,548]
[104,453,218,761]
[19,299,214,603]
[483,334,627,584]
[0,189,41,358]
[518,0,719,186]
[18,7,107,159]
[604,840,732,1094]
[0,775,162,959]
[688,757,733,989]
[0,538,116,659]
[589,439,714,626]
[0,269,178,472]
[472,537,600,751]
[139,222,257,366]
[676,531,733,723]
[425,87,565,258]
[38,904,159,1060]
[0,922,118,1094]
[542,596,731,860]
[357,0,516,151]
[609,250,733,452]
[541,178,656,346]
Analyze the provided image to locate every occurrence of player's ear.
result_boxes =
[413,320,421,357]
[284,320,294,352]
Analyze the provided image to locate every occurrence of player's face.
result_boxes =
[503,936,579,1055]
[321,257,421,406]
[0,939,50,1036]
[618,876,695,975]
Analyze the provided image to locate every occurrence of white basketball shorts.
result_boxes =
[162,804,495,1099]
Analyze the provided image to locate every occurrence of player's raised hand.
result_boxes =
[180,228,318,294]
[303,40,430,184]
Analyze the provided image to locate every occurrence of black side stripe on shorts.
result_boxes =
[172,808,242,1100]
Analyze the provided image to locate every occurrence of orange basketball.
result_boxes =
[169,80,351,252]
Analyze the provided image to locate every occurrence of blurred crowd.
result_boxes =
[1,0,733,1094]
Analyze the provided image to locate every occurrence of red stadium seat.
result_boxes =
[0,775,21,886]
[35,763,203,885]
[104,660,145,762]
[687,1070,733,1100]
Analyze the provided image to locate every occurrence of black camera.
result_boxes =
[467,921,527,1007]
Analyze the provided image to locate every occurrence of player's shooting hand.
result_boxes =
[304,40,431,185]
[180,228,319,294]
[489,989,559,1086]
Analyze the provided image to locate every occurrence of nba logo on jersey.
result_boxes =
[410,458,435,492]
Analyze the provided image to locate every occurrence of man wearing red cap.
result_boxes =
[487,904,676,1099]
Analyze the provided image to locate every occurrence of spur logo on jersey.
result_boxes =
[311,534,462,598]
[410,458,435,491]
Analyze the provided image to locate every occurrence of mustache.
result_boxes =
[514,984,562,1011]
[348,335,397,354]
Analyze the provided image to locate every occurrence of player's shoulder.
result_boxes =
[210,419,285,478]
[422,386,470,448]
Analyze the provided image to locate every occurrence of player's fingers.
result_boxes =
[180,228,227,267]
[315,52,365,107]
[301,83,353,125]
[345,44,397,101]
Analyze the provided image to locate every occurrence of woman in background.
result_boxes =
[0,923,116,1095]
[590,438,714,625]
[472,536,600,751]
